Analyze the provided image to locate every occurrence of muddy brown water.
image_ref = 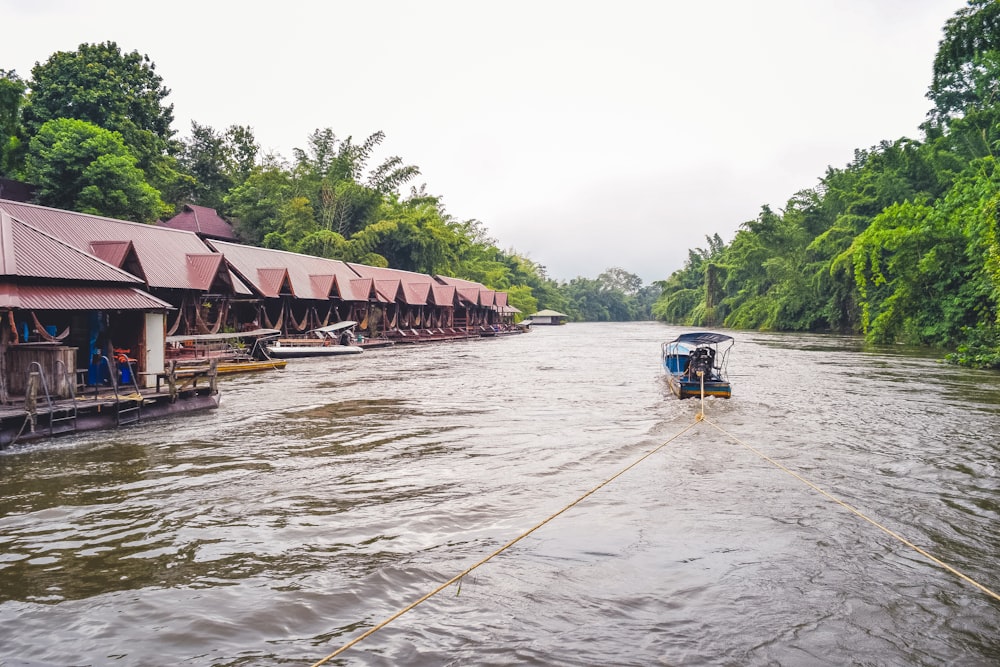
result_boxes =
[1,322,998,665]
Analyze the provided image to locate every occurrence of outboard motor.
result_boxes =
[688,347,714,377]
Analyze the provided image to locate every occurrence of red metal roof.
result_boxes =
[434,274,510,309]
[430,284,456,307]
[0,199,237,292]
[350,277,376,301]
[347,263,440,306]
[160,204,237,240]
[256,268,293,298]
[88,240,131,268]
[403,281,431,306]
[373,279,402,303]
[0,283,172,311]
[1,211,143,284]
[186,254,230,291]
[207,240,366,301]
[456,286,481,306]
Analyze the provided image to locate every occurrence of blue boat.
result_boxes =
[661,332,734,399]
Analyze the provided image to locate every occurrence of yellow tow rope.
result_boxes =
[309,386,999,663]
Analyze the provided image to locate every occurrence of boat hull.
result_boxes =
[667,374,732,399]
[265,344,363,358]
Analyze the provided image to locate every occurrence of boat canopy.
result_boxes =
[669,332,734,346]
[166,328,280,343]
[313,321,358,333]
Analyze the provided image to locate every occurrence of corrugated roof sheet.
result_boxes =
[310,275,336,299]
[88,240,132,268]
[208,240,366,301]
[1,211,143,284]
[186,254,228,291]
[456,286,481,306]
[0,199,235,291]
[350,278,375,301]
[374,279,402,303]
[256,268,293,298]
[160,204,237,240]
[0,284,172,311]
[430,284,456,307]
[402,281,430,305]
[434,274,510,309]
[347,263,442,305]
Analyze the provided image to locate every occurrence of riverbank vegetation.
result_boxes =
[1,44,648,323]
[652,0,1000,368]
[3,2,999,357]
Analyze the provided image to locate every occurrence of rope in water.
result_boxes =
[309,379,998,663]
[307,418,703,666]
[701,414,1000,603]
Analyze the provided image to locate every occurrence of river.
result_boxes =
[0,322,997,666]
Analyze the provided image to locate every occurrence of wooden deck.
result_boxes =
[0,363,221,448]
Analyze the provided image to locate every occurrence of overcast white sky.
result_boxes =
[2,0,968,284]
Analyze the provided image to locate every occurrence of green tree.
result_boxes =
[928,0,1000,123]
[0,69,26,177]
[179,121,259,210]
[21,41,188,208]
[24,118,165,222]
[23,42,174,156]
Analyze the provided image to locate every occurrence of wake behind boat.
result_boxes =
[661,332,734,399]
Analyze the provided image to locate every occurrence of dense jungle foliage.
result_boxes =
[0,43,650,323]
[651,0,1000,367]
[3,2,1000,356]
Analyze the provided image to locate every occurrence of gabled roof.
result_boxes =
[0,199,238,292]
[456,286,481,307]
[207,240,366,301]
[186,254,233,292]
[0,211,143,285]
[349,277,377,301]
[347,263,442,306]
[374,279,403,303]
[160,204,237,240]
[309,275,336,299]
[89,240,148,285]
[88,240,131,268]
[402,281,430,306]
[494,292,508,308]
[257,268,294,298]
[430,284,456,307]
[434,274,510,309]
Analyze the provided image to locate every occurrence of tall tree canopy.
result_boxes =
[652,0,1000,367]
[0,69,26,177]
[22,41,174,153]
[24,118,166,222]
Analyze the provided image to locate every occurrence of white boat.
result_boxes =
[264,321,364,358]
[265,340,363,358]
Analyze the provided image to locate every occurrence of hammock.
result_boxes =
[30,312,70,342]
[193,301,227,334]
[289,305,310,333]
[320,303,334,327]
[166,303,186,336]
